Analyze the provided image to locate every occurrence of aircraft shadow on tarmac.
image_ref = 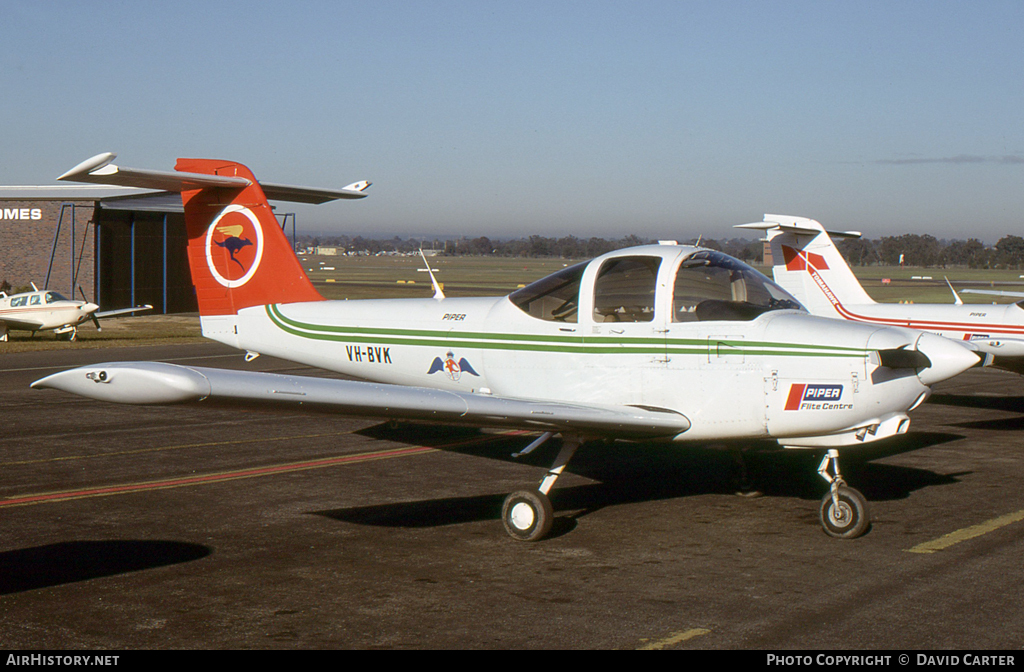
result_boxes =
[311,423,967,537]
[926,394,1024,431]
[0,540,211,595]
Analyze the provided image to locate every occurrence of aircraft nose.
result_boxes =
[83,302,99,313]
[913,332,981,386]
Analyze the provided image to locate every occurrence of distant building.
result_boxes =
[0,187,197,313]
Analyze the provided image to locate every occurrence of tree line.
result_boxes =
[298,232,1024,269]
[837,234,1024,269]
[299,233,765,262]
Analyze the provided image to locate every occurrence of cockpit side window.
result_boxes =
[672,250,804,322]
[592,256,661,323]
[29,295,41,306]
[509,261,586,322]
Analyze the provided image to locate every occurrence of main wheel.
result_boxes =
[820,486,870,539]
[502,490,553,541]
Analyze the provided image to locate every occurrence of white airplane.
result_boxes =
[741,215,1024,376]
[34,154,981,541]
[0,283,152,342]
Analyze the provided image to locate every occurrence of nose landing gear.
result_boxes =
[817,449,870,538]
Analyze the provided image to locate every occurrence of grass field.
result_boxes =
[300,255,578,300]
[3,255,1023,352]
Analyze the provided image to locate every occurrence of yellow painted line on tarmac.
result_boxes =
[637,628,711,650]
[907,508,1024,554]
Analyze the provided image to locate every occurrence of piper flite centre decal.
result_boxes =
[785,383,851,411]
[205,204,265,288]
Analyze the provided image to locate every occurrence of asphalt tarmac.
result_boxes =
[1,343,1022,650]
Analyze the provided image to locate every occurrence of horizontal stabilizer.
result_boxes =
[58,153,369,204]
[736,214,861,239]
[260,181,371,204]
[59,153,250,191]
[33,362,691,438]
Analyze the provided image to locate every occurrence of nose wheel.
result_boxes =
[817,449,870,538]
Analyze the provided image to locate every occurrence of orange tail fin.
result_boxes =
[177,158,323,316]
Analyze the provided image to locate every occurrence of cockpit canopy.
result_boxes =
[510,247,804,324]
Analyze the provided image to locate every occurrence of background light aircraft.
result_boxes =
[35,154,980,541]
[0,283,151,342]
[742,215,1024,376]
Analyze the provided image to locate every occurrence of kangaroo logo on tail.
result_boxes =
[205,204,265,288]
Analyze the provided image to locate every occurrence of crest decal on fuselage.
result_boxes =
[427,351,480,382]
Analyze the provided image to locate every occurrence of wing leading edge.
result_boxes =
[0,316,46,330]
[32,362,691,438]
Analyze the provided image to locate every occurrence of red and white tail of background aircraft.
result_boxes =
[0,283,151,342]
[34,155,981,541]
[742,215,1024,376]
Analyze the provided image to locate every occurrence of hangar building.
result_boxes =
[1,187,297,314]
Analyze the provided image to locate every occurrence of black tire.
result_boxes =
[502,490,554,541]
[820,486,871,539]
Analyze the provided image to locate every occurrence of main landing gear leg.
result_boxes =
[502,434,582,542]
[817,449,870,539]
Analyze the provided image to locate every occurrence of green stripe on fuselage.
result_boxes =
[264,304,867,358]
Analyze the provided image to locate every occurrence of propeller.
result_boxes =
[78,286,102,331]
[877,346,931,370]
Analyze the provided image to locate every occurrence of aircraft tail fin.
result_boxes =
[58,153,370,319]
[176,158,326,317]
[736,215,875,318]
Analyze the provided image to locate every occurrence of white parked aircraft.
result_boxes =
[0,283,151,342]
[35,154,980,541]
[742,215,1024,376]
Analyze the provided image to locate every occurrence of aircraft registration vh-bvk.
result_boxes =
[34,153,981,541]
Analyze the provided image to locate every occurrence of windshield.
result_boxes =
[44,292,69,303]
[509,261,587,322]
[673,250,804,322]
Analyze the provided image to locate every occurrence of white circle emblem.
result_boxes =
[205,204,265,288]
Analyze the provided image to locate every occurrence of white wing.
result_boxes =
[32,362,690,438]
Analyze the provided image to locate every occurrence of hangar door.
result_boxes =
[94,209,197,314]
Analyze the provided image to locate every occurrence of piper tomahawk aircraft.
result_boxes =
[35,154,980,541]
[0,283,151,342]
[742,215,1024,375]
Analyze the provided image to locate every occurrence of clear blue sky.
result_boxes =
[2,1,1022,242]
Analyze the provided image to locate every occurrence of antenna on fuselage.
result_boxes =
[418,249,445,300]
